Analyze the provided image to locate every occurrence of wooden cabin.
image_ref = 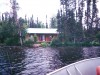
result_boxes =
[26,28,58,42]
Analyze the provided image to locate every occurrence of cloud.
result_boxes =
[17,0,60,23]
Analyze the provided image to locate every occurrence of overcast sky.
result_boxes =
[0,0,60,24]
[0,0,100,24]
[17,0,60,23]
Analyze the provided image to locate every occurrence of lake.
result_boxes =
[0,46,100,75]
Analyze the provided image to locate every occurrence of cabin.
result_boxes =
[26,28,58,42]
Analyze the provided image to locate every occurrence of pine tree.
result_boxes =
[50,17,57,28]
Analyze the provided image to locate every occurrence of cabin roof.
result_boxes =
[27,28,58,34]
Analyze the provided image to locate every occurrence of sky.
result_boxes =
[17,0,60,24]
[0,0,100,24]
[0,0,60,24]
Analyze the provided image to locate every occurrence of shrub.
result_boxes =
[64,42,84,47]
[62,41,93,47]
[64,42,74,46]
[81,41,92,46]
[4,37,19,46]
[96,32,100,42]
[33,34,38,43]
[50,38,62,47]
[41,42,47,47]
[91,41,100,46]
[23,39,34,47]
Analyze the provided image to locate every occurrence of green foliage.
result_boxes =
[50,17,57,28]
[0,17,27,46]
[4,37,19,46]
[29,16,46,28]
[64,41,92,47]
[96,32,100,42]
[33,34,38,43]
[0,18,18,43]
[23,40,34,47]
[50,38,62,47]
[41,42,48,47]
[91,41,100,46]
[37,21,46,28]
[18,17,27,45]
[57,10,81,42]
[64,42,75,46]
[58,0,99,47]
[81,41,92,46]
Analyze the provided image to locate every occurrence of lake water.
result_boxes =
[0,46,100,75]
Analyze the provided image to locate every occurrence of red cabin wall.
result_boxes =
[26,34,58,42]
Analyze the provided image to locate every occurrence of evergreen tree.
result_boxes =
[50,17,57,28]
[18,17,27,45]
[29,15,35,28]
[57,0,78,42]
[58,0,99,43]
[84,0,99,38]
[57,10,64,42]
[0,16,19,45]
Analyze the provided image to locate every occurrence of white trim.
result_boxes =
[27,28,58,34]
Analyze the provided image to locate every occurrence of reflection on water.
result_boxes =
[0,46,100,75]
[19,47,63,75]
[0,47,63,75]
[0,47,25,75]
[58,47,83,64]
[83,47,100,58]
[58,46,100,64]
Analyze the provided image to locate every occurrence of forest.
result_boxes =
[51,0,100,47]
[0,0,100,46]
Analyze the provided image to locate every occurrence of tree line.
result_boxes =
[51,0,100,46]
[1,0,100,46]
[0,12,49,46]
[26,15,46,28]
[0,12,27,45]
